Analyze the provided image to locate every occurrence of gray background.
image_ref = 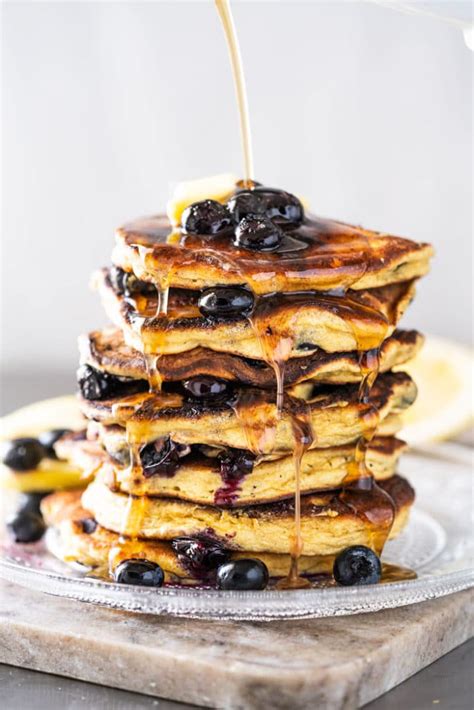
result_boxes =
[1,0,472,381]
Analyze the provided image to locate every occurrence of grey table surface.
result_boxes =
[1,372,473,710]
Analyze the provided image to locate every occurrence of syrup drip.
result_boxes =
[276,398,314,590]
[107,412,147,575]
[340,300,398,560]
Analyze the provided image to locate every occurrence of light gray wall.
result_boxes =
[1,1,472,373]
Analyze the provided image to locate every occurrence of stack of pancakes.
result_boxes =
[42,201,433,586]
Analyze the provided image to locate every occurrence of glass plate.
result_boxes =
[0,452,472,620]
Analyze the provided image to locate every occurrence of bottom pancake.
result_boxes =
[78,471,413,556]
[41,486,412,584]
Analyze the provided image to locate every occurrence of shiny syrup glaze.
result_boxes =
[115,222,411,587]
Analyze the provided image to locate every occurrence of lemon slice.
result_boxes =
[1,395,87,492]
[397,335,473,445]
[167,173,238,227]
[1,395,85,440]
[0,460,86,493]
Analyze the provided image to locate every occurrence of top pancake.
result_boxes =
[112,214,433,295]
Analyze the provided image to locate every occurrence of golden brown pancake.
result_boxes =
[80,471,413,555]
[56,433,406,506]
[112,213,433,295]
[95,269,416,358]
[80,327,423,388]
[40,490,365,582]
[79,372,416,453]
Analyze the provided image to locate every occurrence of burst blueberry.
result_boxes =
[172,536,230,580]
[333,545,382,586]
[140,438,188,478]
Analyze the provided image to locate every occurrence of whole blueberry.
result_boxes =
[39,429,71,459]
[228,187,304,229]
[109,266,155,297]
[77,364,147,401]
[182,200,232,236]
[18,492,50,515]
[253,187,304,228]
[216,559,269,590]
[227,190,262,223]
[234,216,283,252]
[7,511,46,543]
[182,376,230,400]
[1,438,46,471]
[333,545,382,586]
[198,287,254,318]
[78,517,98,534]
[113,559,164,587]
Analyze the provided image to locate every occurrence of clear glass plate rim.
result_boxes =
[1,554,472,604]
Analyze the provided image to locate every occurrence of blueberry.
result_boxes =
[140,438,188,478]
[218,449,255,481]
[7,511,46,543]
[254,187,304,228]
[1,438,46,471]
[228,187,304,229]
[113,559,164,587]
[78,517,98,534]
[227,190,262,223]
[182,376,230,400]
[109,266,155,298]
[38,429,71,458]
[172,536,230,580]
[234,216,283,252]
[216,559,269,590]
[333,545,382,586]
[18,492,50,515]
[198,287,254,318]
[77,364,147,401]
[182,200,232,236]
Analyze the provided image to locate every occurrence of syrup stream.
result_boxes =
[215,0,254,184]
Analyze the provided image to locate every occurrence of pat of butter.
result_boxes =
[166,173,238,227]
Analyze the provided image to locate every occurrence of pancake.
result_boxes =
[112,213,433,295]
[79,372,416,453]
[95,269,417,359]
[80,327,423,388]
[40,490,366,582]
[56,433,406,506]
[80,471,414,555]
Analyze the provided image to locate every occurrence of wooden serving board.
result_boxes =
[0,579,472,709]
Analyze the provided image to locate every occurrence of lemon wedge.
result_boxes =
[167,173,238,227]
[1,395,87,492]
[397,335,473,445]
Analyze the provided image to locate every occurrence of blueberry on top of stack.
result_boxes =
[39,175,432,589]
